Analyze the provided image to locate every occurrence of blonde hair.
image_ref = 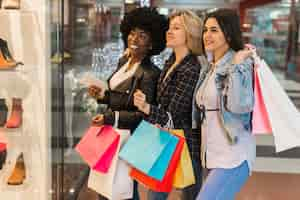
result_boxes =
[169,9,203,55]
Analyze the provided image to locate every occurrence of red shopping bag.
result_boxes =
[252,65,272,134]
[130,134,184,192]
[75,125,120,173]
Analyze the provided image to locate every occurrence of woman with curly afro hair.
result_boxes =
[88,7,168,200]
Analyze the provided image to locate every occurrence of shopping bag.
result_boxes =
[252,63,272,134]
[75,125,120,173]
[119,120,179,181]
[255,56,300,152]
[170,130,196,189]
[2,0,20,9]
[130,132,184,192]
[88,129,133,200]
[0,131,7,152]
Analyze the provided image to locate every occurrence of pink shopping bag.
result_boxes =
[75,125,120,173]
[252,64,272,134]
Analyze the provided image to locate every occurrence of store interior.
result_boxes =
[0,0,299,199]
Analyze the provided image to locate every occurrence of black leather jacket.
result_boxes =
[98,56,161,132]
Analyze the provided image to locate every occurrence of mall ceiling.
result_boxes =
[98,0,241,8]
[153,0,241,9]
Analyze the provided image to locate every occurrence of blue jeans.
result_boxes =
[147,158,202,200]
[196,160,249,200]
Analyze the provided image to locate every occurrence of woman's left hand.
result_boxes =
[232,49,253,65]
[92,114,104,126]
[133,90,150,115]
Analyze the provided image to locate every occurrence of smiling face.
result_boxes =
[166,16,187,50]
[127,27,152,59]
[203,17,229,58]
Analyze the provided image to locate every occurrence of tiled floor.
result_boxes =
[236,172,300,200]
[53,163,300,200]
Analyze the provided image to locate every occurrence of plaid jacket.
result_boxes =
[147,53,202,161]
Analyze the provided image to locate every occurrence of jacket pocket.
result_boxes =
[224,70,254,114]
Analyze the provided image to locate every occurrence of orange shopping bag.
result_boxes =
[75,125,120,173]
[252,64,272,134]
[129,133,184,192]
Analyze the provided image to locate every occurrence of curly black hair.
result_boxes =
[120,7,168,56]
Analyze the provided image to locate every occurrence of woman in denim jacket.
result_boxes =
[193,9,256,200]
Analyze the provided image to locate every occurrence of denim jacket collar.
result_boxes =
[213,49,234,69]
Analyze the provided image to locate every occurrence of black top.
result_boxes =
[98,56,161,132]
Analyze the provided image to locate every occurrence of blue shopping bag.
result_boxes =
[119,120,179,181]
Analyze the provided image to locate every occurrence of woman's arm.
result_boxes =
[136,63,200,127]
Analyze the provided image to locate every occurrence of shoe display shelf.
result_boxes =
[0,10,50,200]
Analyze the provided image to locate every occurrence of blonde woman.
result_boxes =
[134,10,204,200]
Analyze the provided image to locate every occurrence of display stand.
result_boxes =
[0,10,50,200]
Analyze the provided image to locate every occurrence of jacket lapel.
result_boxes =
[157,64,177,99]
[107,56,127,89]
[157,54,175,99]
[109,61,144,93]
[157,54,192,100]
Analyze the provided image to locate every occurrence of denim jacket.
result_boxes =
[192,49,254,144]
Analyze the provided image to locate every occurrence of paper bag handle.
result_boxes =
[96,126,105,136]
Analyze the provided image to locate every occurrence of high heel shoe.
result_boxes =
[7,153,26,185]
[2,0,20,9]
[0,99,8,127]
[0,130,7,170]
[0,38,15,61]
[5,98,22,128]
[0,51,18,69]
[0,150,7,170]
[0,38,22,69]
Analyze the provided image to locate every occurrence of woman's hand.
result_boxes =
[88,85,104,100]
[154,123,169,132]
[232,49,253,65]
[92,114,104,126]
[133,90,150,115]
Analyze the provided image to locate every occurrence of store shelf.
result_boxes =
[0,11,43,68]
[0,9,49,200]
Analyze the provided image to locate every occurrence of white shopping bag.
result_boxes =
[88,129,133,200]
[255,57,300,152]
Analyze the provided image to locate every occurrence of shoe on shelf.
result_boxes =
[7,153,26,185]
[0,150,7,170]
[0,39,17,62]
[2,0,20,9]
[0,50,18,69]
[5,98,22,128]
[0,38,23,69]
[0,130,8,170]
[0,99,8,127]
